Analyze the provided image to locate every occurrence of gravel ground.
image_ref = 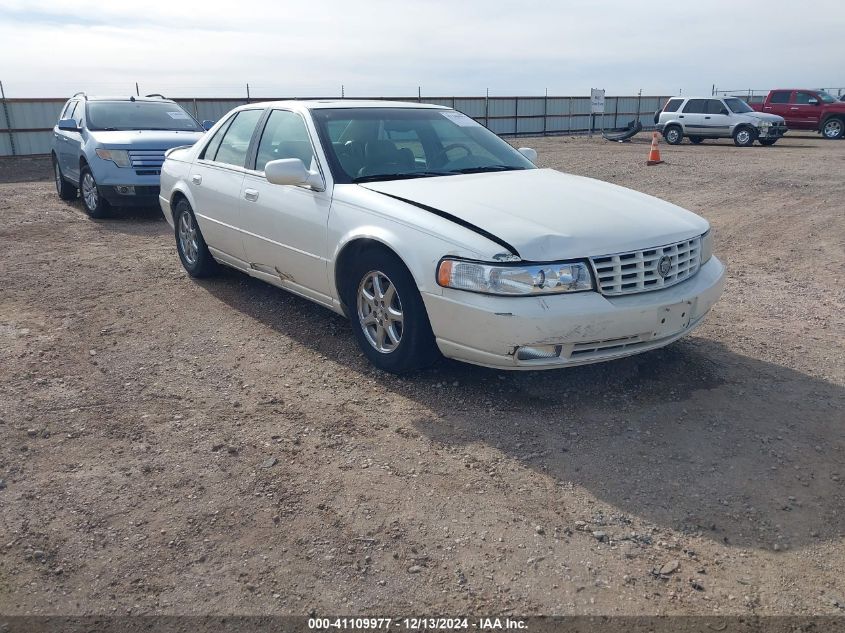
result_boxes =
[0,136,843,617]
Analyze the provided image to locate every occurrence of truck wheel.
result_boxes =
[759,139,778,146]
[689,136,703,144]
[733,127,756,147]
[663,125,683,145]
[821,117,844,140]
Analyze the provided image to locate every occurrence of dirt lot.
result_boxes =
[0,136,843,617]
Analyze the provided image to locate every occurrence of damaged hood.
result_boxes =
[361,168,709,260]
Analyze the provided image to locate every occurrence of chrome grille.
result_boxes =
[590,237,701,296]
[127,149,166,169]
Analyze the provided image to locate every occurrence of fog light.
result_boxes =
[516,345,562,361]
[116,185,135,195]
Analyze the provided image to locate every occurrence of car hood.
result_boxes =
[88,129,204,149]
[361,169,709,260]
[739,111,785,124]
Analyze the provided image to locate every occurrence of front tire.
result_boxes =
[174,198,217,278]
[821,117,844,140]
[733,127,757,147]
[663,125,683,145]
[79,166,111,218]
[344,248,439,373]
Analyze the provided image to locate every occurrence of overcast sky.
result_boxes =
[1,0,842,99]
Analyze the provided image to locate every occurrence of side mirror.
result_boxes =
[518,147,538,162]
[808,98,819,105]
[58,118,79,132]
[265,158,324,190]
[201,120,215,131]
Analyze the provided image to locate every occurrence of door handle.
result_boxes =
[704,116,711,119]
[678,115,684,118]
[244,188,259,202]
[790,107,799,110]
[191,175,202,185]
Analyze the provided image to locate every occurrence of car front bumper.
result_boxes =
[99,185,161,206]
[422,256,725,370]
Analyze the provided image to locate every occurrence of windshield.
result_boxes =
[310,108,535,183]
[724,98,754,113]
[817,91,837,103]
[87,101,202,132]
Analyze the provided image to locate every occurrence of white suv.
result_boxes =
[656,96,787,146]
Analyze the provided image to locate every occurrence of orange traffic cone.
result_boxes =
[646,131,664,166]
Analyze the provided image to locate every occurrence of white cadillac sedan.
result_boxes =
[159,100,724,373]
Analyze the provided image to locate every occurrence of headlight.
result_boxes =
[757,121,772,128]
[95,148,131,167]
[437,258,594,295]
[700,230,713,264]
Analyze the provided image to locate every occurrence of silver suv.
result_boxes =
[655,96,787,147]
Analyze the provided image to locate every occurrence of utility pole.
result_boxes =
[135,82,139,96]
[417,86,421,102]
[246,83,250,103]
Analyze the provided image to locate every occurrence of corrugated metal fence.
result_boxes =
[0,94,669,157]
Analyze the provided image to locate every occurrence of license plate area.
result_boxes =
[653,300,694,338]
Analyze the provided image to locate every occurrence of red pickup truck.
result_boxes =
[750,89,845,139]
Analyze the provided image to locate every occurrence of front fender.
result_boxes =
[328,203,488,303]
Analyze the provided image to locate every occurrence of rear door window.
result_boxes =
[210,109,264,168]
[769,91,791,104]
[682,99,706,114]
[706,100,728,115]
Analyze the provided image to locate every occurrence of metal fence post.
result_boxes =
[0,81,15,156]
[543,88,547,136]
[485,88,489,129]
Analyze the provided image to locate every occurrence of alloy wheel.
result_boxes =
[823,119,843,139]
[736,130,751,145]
[81,172,98,210]
[178,211,199,266]
[356,270,404,354]
[54,161,62,194]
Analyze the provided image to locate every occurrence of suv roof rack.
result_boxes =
[144,93,167,99]
[72,91,87,100]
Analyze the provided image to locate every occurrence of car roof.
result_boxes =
[234,99,449,112]
[77,96,177,103]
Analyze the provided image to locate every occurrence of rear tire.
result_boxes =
[663,125,683,145]
[759,138,778,146]
[343,247,439,374]
[174,198,218,278]
[53,156,77,201]
[821,117,844,140]
[79,165,111,218]
[689,136,703,144]
[733,126,757,147]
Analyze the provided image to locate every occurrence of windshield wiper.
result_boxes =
[353,171,454,183]
[450,165,527,174]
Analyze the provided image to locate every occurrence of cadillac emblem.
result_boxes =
[657,255,672,278]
